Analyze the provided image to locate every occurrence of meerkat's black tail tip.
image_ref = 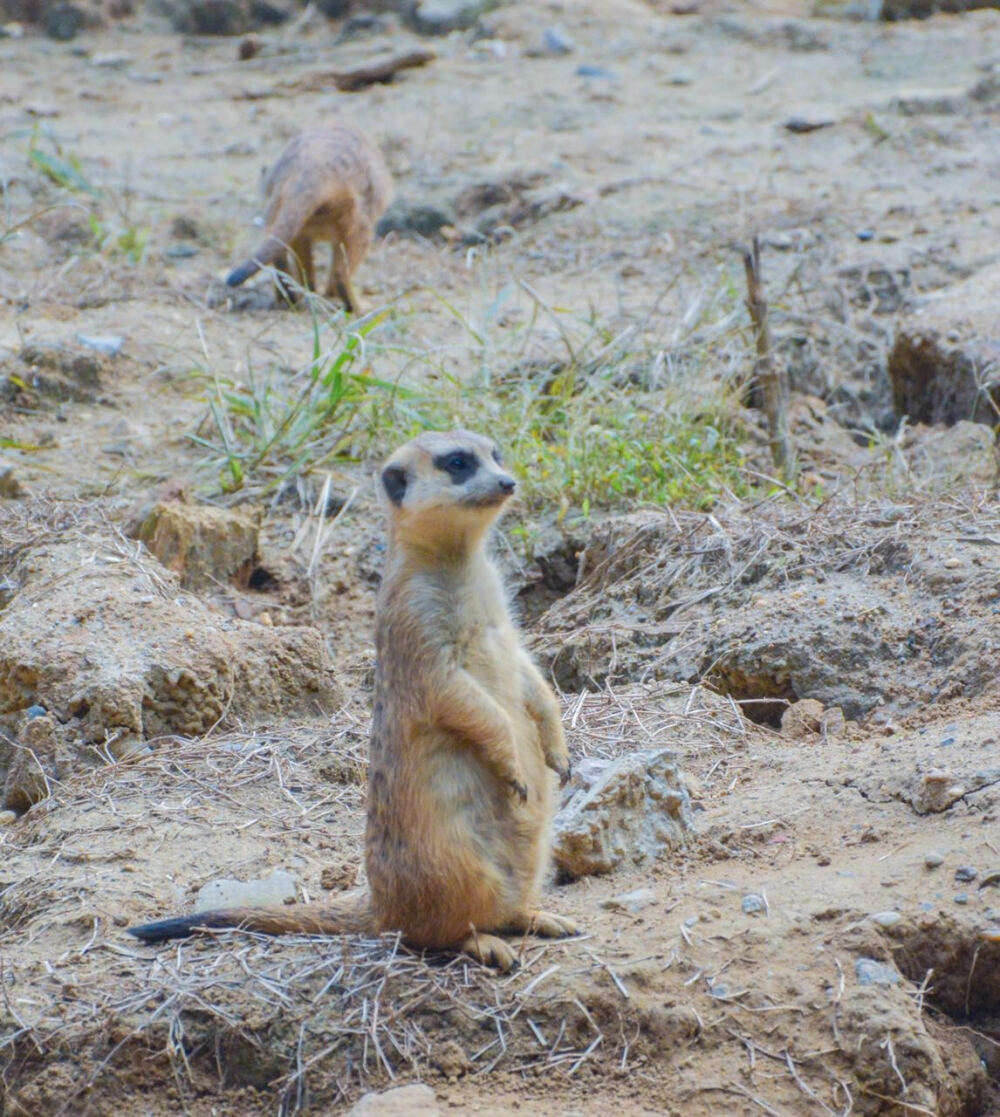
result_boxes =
[129,912,231,942]
[226,260,261,288]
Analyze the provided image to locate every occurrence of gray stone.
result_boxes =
[855,957,901,986]
[541,25,572,54]
[410,0,493,34]
[924,851,945,868]
[0,464,25,499]
[347,1083,440,1117]
[954,893,970,905]
[77,333,124,356]
[602,887,655,914]
[552,749,692,879]
[195,868,297,912]
[869,910,902,927]
[954,865,978,882]
[742,893,767,915]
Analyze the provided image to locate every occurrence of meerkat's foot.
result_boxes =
[508,776,528,803]
[510,910,580,939]
[459,931,518,972]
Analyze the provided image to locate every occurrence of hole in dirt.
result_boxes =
[701,668,795,727]
[516,540,582,627]
[246,565,280,592]
[893,918,1000,1096]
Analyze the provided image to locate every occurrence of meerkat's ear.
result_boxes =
[381,465,408,506]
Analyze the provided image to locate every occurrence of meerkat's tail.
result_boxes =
[225,192,318,288]
[129,888,373,942]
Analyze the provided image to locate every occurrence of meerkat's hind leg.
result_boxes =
[459,930,519,972]
[507,910,580,938]
[327,239,362,313]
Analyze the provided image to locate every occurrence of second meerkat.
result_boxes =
[226,121,392,312]
[132,431,577,971]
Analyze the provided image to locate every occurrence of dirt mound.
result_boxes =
[0,507,343,807]
[536,492,1000,723]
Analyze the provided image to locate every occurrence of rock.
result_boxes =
[539,25,572,54]
[954,893,970,905]
[917,769,967,814]
[130,500,259,591]
[44,0,83,37]
[742,893,767,915]
[880,0,1000,18]
[925,851,945,868]
[575,63,617,79]
[347,1084,440,1117]
[77,333,124,356]
[602,887,655,914]
[0,464,25,499]
[783,115,836,133]
[0,527,343,786]
[889,262,1000,427]
[780,698,825,738]
[552,749,692,879]
[409,0,492,34]
[3,711,64,811]
[869,911,902,928]
[376,200,454,239]
[0,809,16,825]
[195,868,297,911]
[155,0,293,35]
[855,957,901,986]
[954,866,978,883]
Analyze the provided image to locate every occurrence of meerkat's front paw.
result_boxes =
[508,777,528,803]
[543,746,572,786]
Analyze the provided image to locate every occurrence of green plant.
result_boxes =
[88,215,149,263]
[190,310,419,494]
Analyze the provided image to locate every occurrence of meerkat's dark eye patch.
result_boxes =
[492,446,503,465]
[433,450,479,483]
[381,465,408,505]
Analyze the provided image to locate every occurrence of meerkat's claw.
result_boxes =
[509,779,529,803]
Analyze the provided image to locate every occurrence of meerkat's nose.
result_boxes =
[498,476,516,494]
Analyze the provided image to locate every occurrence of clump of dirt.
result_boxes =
[536,494,1000,724]
[0,509,343,804]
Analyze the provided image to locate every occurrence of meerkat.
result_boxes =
[225,121,392,312]
[131,430,577,972]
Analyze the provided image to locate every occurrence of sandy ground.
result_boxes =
[2,0,1000,1113]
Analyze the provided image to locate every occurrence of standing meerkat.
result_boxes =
[131,431,577,971]
[225,121,392,312]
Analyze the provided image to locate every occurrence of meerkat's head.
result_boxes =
[379,430,516,554]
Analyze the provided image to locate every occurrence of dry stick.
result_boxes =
[739,236,790,479]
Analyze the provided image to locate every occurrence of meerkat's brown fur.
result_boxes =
[226,121,392,312]
[131,431,577,971]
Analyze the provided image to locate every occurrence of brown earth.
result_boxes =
[2,0,1000,1114]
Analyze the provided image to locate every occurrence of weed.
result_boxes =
[192,283,745,517]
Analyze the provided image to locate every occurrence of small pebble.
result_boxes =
[78,334,124,356]
[91,51,133,68]
[869,910,901,928]
[940,736,956,746]
[25,704,47,719]
[856,229,875,241]
[602,887,655,914]
[955,866,978,882]
[918,901,934,912]
[576,64,617,79]
[855,957,900,986]
[165,244,198,259]
[943,557,961,569]
[954,893,970,905]
[924,852,944,868]
[0,810,17,826]
[742,893,767,915]
[708,983,729,998]
[541,25,573,54]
